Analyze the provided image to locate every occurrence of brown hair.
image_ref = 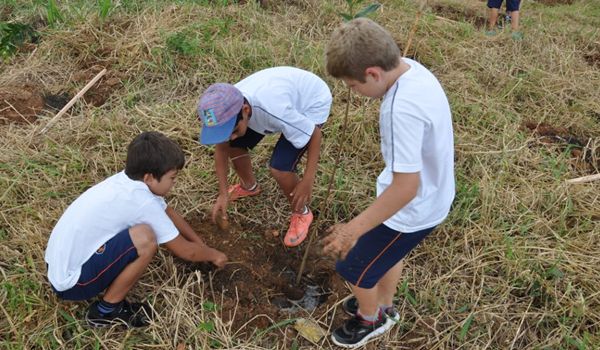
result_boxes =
[125,131,185,181]
[326,18,401,82]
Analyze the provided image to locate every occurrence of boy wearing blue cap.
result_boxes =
[198,67,332,247]
[323,19,455,347]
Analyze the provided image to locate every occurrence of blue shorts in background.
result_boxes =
[52,228,138,301]
[488,0,521,11]
[230,127,315,172]
[336,224,436,289]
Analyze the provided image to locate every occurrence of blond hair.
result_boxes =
[326,18,401,82]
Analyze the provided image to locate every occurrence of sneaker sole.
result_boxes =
[330,322,392,349]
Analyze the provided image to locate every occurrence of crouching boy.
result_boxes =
[197,67,332,247]
[45,131,228,328]
[322,18,455,348]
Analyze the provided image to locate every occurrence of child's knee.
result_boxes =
[269,166,292,179]
[129,224,158,255]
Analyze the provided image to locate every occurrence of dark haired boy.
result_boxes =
[323,18,455,347]
[197,67,332,247]
[45,131,227,328]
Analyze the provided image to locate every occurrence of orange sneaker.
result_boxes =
[228,183,261,201]
[284,209,313,247]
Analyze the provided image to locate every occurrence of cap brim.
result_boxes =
[199,115,237,145]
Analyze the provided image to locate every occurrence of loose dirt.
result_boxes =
[0,84,45,124]
[183,216,349,335]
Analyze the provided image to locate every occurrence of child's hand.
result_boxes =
[212,194,229,224]
[322,223,358,260]
[290,178,312,212]
[210,249,228,268]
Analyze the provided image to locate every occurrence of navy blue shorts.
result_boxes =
[336,224,436,289]
[230,127,316,172]
[488,0,520,11]
[52,228,138,301]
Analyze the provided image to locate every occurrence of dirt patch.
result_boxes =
[0,84,45,124]
[583,43,600,68]
[184,216,348,337]
[431,3,487,29]
[523,121,599,174]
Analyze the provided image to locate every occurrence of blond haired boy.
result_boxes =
[323,18,455,348]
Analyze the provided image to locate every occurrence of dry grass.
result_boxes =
[1,0,599,348]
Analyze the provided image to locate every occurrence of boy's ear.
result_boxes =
[142,173,155,185]
[365,67,382,81]
[242,103,251,118]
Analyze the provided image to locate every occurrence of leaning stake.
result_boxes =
[38,68,107,135]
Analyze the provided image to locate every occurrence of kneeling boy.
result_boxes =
[45,131,227,328]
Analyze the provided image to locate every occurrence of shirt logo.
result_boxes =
[202,108,218,126]
[95,244,106,255]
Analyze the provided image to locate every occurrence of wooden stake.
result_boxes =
[38,68,107,135]
[566,174,600,184]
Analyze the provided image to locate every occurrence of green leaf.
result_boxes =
[459,314,474,341]
[354,3,381,19]
[202,301,219,312]
[59,310,76,324]
[198,320,215,332]
[338,12,354,21]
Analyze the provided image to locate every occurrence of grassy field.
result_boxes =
[1,0,599,349]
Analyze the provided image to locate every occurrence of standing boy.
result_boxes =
[323,18,455,348]
[486,0,523,40]
[45,131,227,328]
[197,67,332,247]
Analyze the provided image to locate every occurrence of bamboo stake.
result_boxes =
[38,68,107,135]
[296,87,351,285]
[566,174,600,184]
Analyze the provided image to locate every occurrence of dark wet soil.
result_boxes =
[183,216,348,333]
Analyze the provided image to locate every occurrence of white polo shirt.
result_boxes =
[378,58,455,232]
[235,66,332,149]
[45,171,179,291]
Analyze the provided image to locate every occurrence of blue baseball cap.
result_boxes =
[197,83,244,145]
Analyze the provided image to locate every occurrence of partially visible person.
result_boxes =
[45,131,228,328]
[486,0,523,40]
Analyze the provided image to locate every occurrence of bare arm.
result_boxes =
[212,143,231,222]
[323,172,420,258]
[164,207,228,266]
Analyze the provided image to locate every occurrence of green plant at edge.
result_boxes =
[339,0,381,21]
[99,0,113,20]
[46,0,64,26]
[0,22,37,59]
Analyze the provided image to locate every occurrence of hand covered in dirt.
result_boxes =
[290,178,313,212]
[212,193,229,225]
[209,248,228,268]
[322,223,359,260]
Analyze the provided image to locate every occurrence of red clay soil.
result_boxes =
[0,84,45,124]
[72,66,122,107]
[184,216,349,337]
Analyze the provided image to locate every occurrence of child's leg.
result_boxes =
[352,284,380,317]
[486,0,502,30]
[269,134,309,212]
[510,11,520,31]
[377,260,404,307]
[230,147,257,189]
[270,167,300,207]
[102,224,157,303]
[228,128,265,190]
